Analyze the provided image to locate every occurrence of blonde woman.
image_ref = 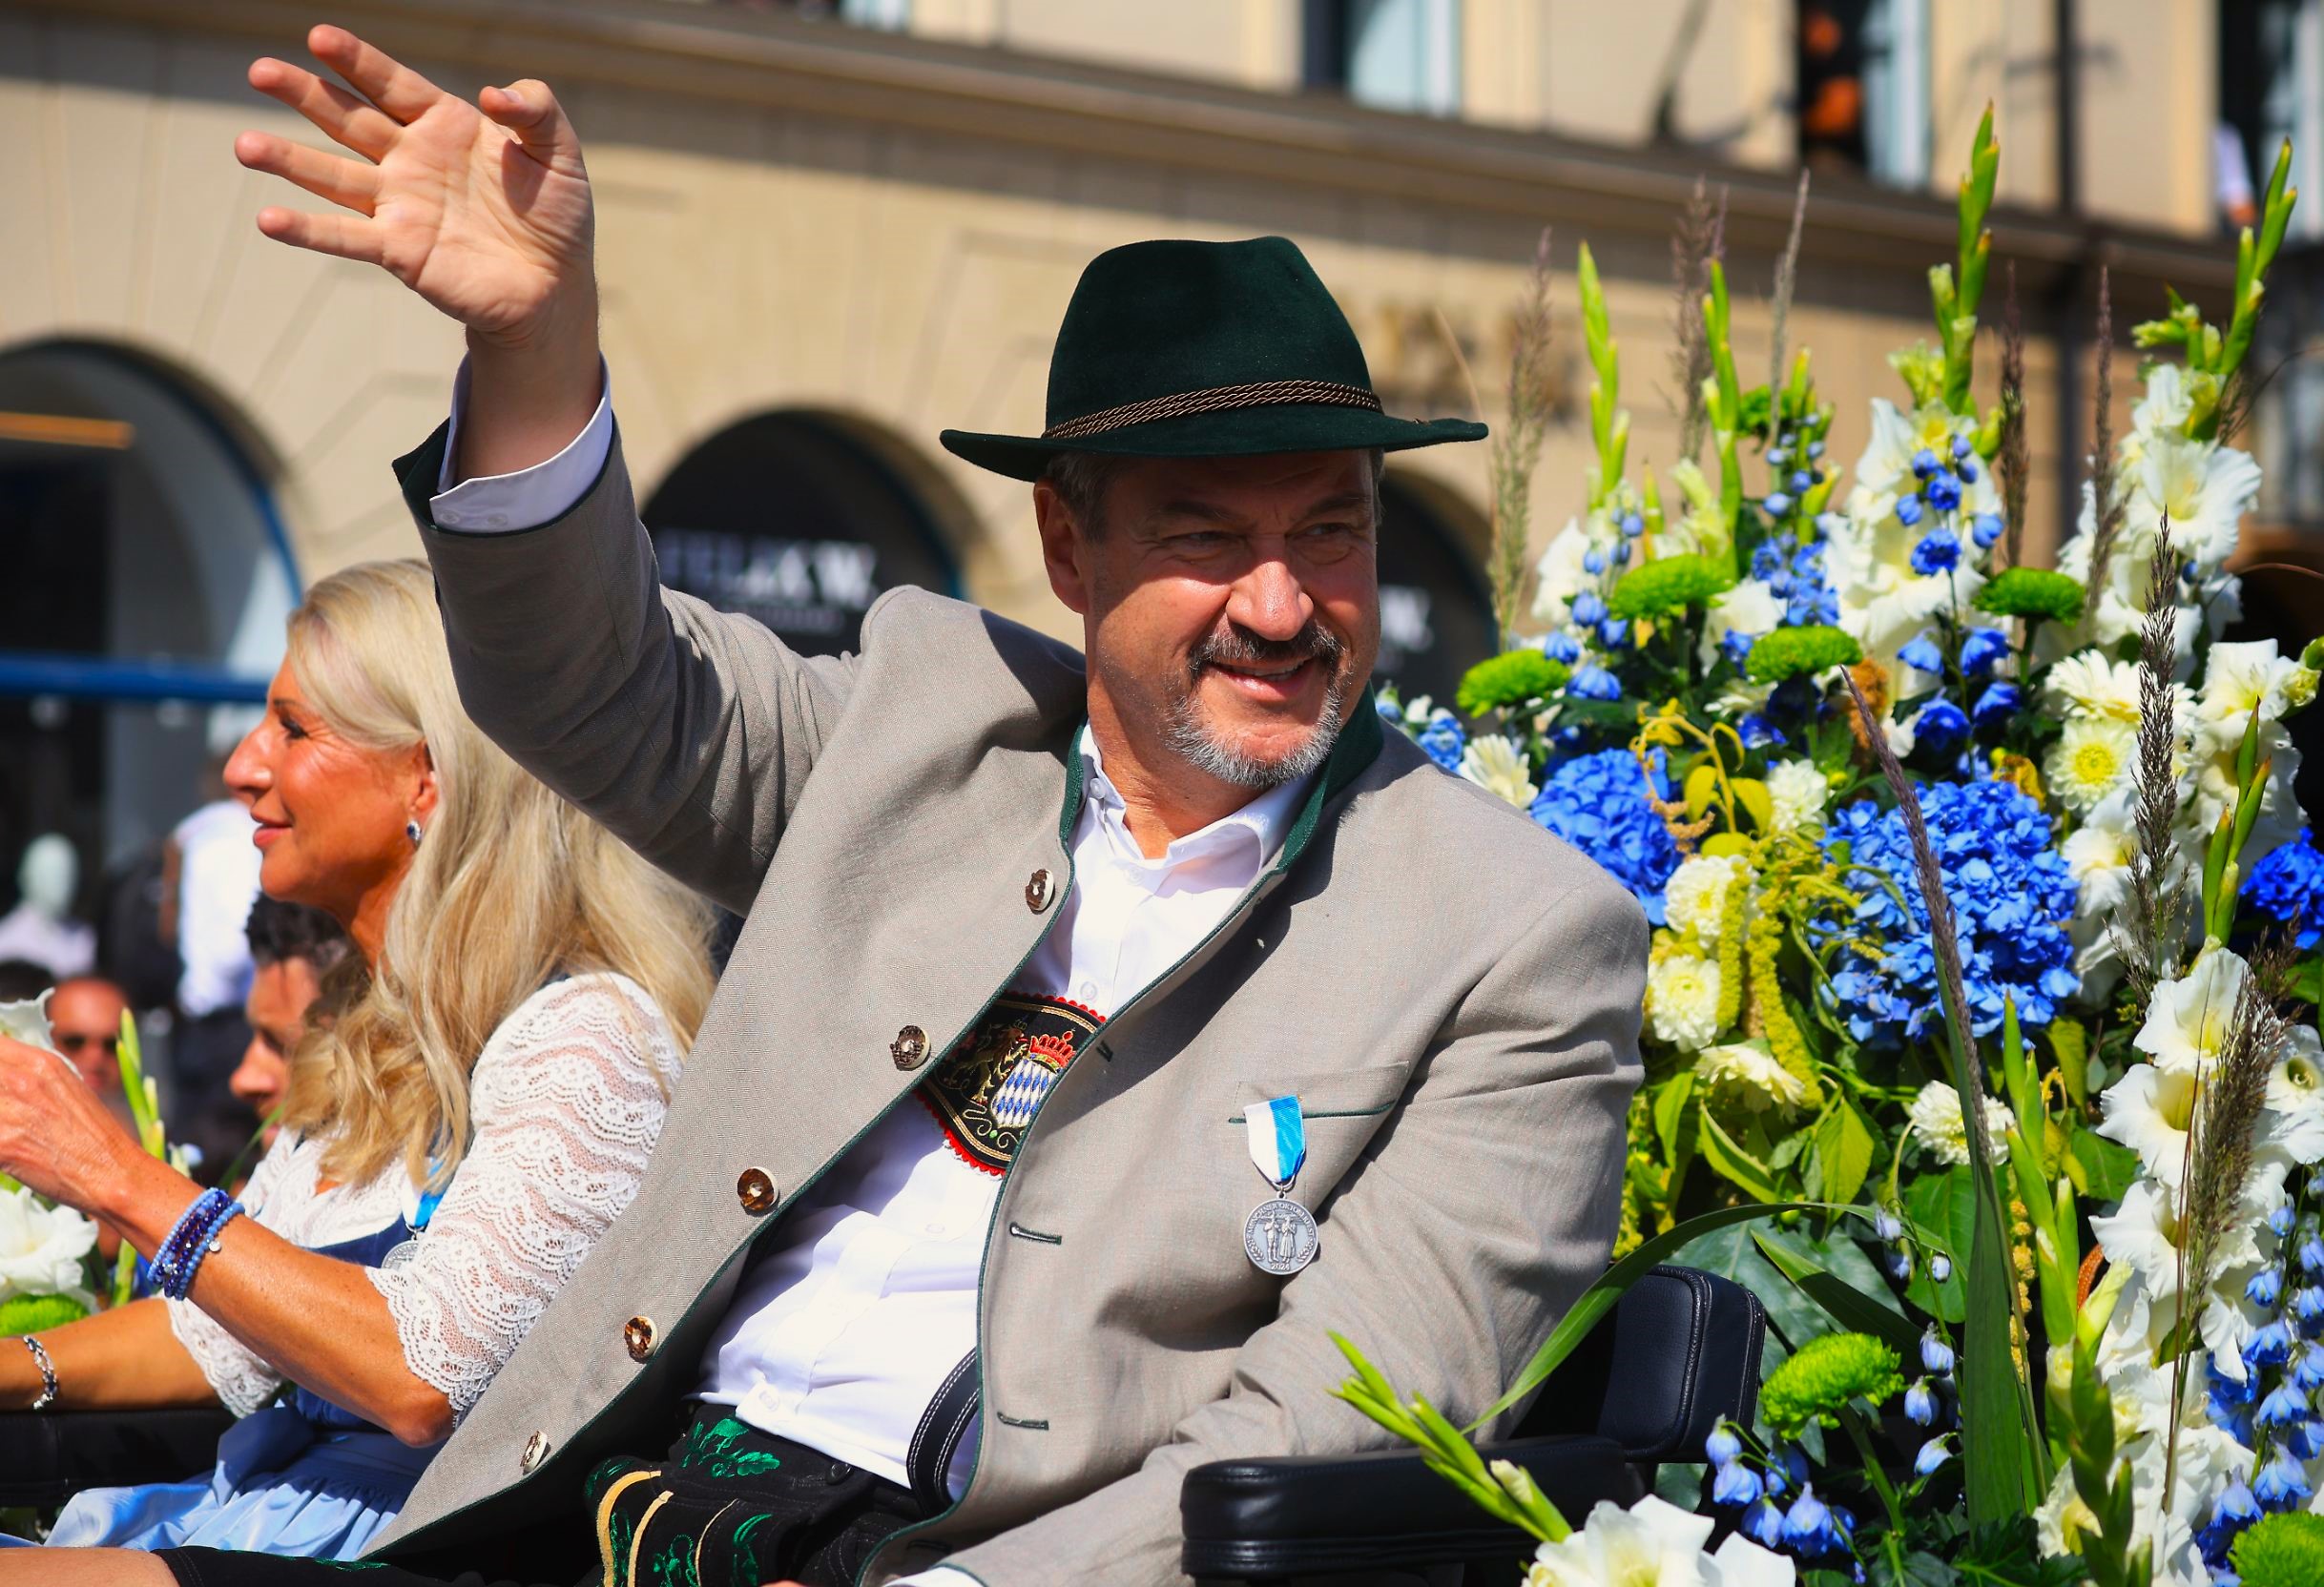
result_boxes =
[0,561,713,1563]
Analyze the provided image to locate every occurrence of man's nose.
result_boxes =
[1225,552,1312,642]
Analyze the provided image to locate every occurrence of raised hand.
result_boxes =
[240,26,602,478]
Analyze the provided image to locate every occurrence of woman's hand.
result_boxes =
[0,1035,144,1218]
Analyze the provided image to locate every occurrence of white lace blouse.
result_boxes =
[165,972,682,1423]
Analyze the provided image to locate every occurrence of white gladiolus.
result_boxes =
[2265,1022,2324,1165]
[1696,1041,1809,1114]
[1525,1493,1794,1587]
[2193,639,2305,752]
[2094,1062,2199,1188]
[2062,790,2139,918]
[0,1188,97,1309]
[2134,947,2251,1074]
[1698,578,1784,670]
[0,993,54,1052]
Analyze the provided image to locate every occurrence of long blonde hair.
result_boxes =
[278,560,714,1189]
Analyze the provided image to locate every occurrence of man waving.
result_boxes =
[105,26,1646,1587]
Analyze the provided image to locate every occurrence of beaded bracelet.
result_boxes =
[152,1188,245,1302]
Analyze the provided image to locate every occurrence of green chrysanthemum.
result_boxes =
[1742,624,1861,685]
[1972,567,2085,625]
[1606,553,1735,622]
[2233,1512,2324,1587]
[0,1293,88,1334]
[1455,650,1569,718]
[1757,1330,1904,1437]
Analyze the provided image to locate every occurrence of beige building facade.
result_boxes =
[0,0,2309,882]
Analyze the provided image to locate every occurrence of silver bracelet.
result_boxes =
[20,1335,56,1412]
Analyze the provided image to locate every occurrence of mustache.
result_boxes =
[1188,623,1346,678]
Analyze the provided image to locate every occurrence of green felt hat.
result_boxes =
[940,236,1487,481]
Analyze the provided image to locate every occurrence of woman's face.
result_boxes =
[224,661,435,938]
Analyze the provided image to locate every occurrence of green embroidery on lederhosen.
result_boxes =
[648,1531,701,1587]
[916,992,1104,1174]
[728,1511,778,1586]
[680,1414,785,1478]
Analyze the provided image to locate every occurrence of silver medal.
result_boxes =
[1244,1195,1318,1276]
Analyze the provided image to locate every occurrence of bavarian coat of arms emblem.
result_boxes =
[917,992,1105,1175]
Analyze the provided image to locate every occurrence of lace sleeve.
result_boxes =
[366,973,680,1419]
[165,1138,299,1415]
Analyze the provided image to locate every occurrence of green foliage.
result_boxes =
[1330,1334,1572,1544]
[1745,624,1862,685]
[2231,1513,2324,1587]
[1759,1330,1906,1438]
[1929,105,2000,416]
[1456,649,1569,718]
[0,1293,88,1334]
[2061,1320,2155,1587]
[1577,242,1629,508]
[1973,567,2086,626]
[1606,552,1736,621]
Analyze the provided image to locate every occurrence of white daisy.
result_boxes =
[1695,1041,1810,1115]
[1647,951,1723,1053]
[2044,716,2140,815]
[1905,1081,2013,1167]
[1663,855,1745,949]
[2044,650,2143,723]
[1459,734,1538,809]
[1764,758,1831,835]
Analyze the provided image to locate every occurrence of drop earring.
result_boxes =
[405,818,424,849]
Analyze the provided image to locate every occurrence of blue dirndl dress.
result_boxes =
[24,1188,446,1558]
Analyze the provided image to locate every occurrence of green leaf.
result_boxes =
[1652,1072,1696,1158]
[1699,1108,1784,1203]
[1670,1222,1836,1359]
[1866,1550,1958,1587]
[1814,1097,1878,1208]
[1905,1164,1974,1323]
[1752,1227,1922,1359]
[1469,1201,1826,1428]
[2065,1128,2141,1203]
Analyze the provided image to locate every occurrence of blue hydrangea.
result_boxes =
[1817,779,2080,1042]
[2244,829,2324,949]
[1414,710,1465,773]
[1530,749,1681,925]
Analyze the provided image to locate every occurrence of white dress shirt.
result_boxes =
[431,374,1311,1570]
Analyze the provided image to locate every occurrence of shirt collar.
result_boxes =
[1078,728,1313,879]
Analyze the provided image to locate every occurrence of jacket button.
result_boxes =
[1025,868,1056,912]
[737,1167,778,1214]
[520,1430,550,1474]
[891,1025,929,1070]
[624,1316,656,1362]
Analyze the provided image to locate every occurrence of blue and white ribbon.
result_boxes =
[1244,1095,1308,1189]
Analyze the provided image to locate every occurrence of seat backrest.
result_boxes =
[1513,1265,1764,1464]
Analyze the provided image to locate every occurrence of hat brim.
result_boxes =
[938,403,1488,482]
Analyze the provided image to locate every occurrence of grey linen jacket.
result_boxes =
[367,423,1648,1586]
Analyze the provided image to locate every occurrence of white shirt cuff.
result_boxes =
[890,1570,976,1586]
[429,358,613,532]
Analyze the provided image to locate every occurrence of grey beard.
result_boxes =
[1160,671,1347,789]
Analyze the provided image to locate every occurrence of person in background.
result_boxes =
[47,977,131,1102]
[0,560,716,1569]
[233,898,352,1151]
[0,835,95,981]
[163,774,266,1174]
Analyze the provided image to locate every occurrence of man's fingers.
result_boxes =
[307,23,446,124]
[254,205,386,268]
[235,132,382,216]
[478,79,580,161]
[247,56,399,160]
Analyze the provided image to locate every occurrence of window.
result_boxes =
[1303,0,1462,119]
[1797,0,1929,187]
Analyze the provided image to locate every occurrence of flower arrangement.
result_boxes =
[0,995,105,1329]
[1350,113,2324,1587]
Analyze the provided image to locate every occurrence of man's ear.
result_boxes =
[1033,480,1091,617]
